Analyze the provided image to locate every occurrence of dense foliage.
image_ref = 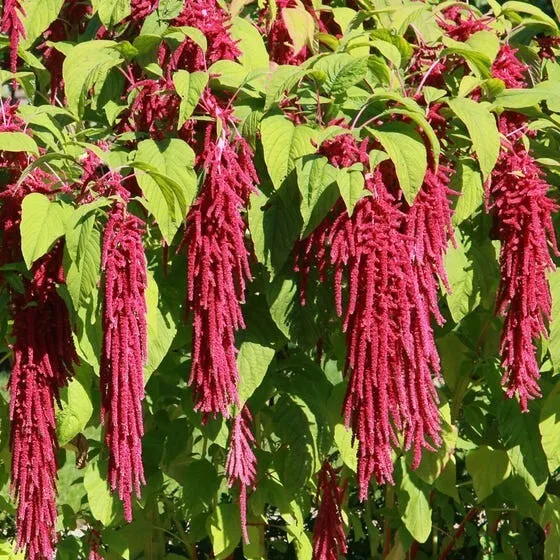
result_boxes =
[1,0,560,558]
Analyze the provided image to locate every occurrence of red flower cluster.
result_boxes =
[296,134,446,495]
[313,462,347,560]
[486,47,558,409]
[226,406,257,544]
[1,0,25,73]
[131,0,159,22]
[9,246,78,560]
[184,129,257,416]
[101,199,148,522]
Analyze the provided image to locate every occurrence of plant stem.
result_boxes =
[383,486,395,558]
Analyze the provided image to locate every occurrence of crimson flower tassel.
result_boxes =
[87,528,103,560]
[101,200,148,522]
[184,130,257,416]
[313,462,347,560]
[486,46,558,409]
[296,135,442,496]
[487,133,558,410]
[9,246,78,560]
[1,0,25,73]
[226,406,257,543]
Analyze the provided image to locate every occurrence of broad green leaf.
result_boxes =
[207,503,242,560]
[492,87,549,110]
[541,494,560,559]
[20,0,64,47]
[442,42,492,79]
[283,5,316,54]
[540,380,560,473]
[447,97,500,179]
[248,191,302,276]
[64,208,102,309]
[550,270,560,372]
[336,165,367,216]
[369,121,427,205]
[172,70,209,128]
[63,40,123,116]
[466,31,500,63]
[135,138,197,244]
[501,1,559,31]
[313,54,368,98]
[466,446,511,501]
[183,460,220,513]
[264,65,306,113]
[56,364,93,445]
[20,193,67,269]
[413,402,458,485]
[334,424,357,472]
[398,459,432,543]
[0,131,38,154]
[498,399,548,499]
[444,232,481,322]
[92,0,131,27]
[237,341,276,408]
[296,155,339,237]
[230,16,269,70]
[260,115,316,190]
[84,460,118,526]
[145,273,177,378]
[452,159,484,225]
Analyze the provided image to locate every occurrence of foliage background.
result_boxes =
[2,0,560,559]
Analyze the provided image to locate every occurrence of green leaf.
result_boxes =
[336,164,367,216]
[497,399,548,499]
[492,87,549,110]
[207,503,242,560]
[264,65,305,113]
[172,70,209,128]
[540,380,560,473]
[84,460,118,526]
[230,16,269,71]
[466,31,500,63]
[0,131,38,154]
[541,494,560,559]
[413,402,458,485]
[369,121,427,205]
[313,54,368,98]
[64,206,102,309]
[248,191,302,276]
[63,40,123,116]
[20,193,67,269]
[92,0,131,27]
[237,341,275,408]
[56,364,93,445]
[398,459,432,543]
[20,0,64,47]
[334,424,357,472]
[466,446,511,501]
[447,97,500,179]
[283,5,316,54]
[452,159,484,225]
[444,229,481,322]
[145,273,177,379]
[551,270,560,372]
[501,1,559,31]
[260,115,316,190]
[135,138,197,244]
[296,155,339,238]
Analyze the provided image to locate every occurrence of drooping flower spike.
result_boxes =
[226,406,258,543]
[101,194,148,522]
[313,461,347,560]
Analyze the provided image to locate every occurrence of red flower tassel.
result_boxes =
[9,247,78,560]
[1,0,25,73]
[183,131,257,416]
[226,406,257,543]
[313,462,347,560]
[101,200,148,522]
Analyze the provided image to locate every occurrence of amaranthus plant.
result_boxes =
[1,0,560,559]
